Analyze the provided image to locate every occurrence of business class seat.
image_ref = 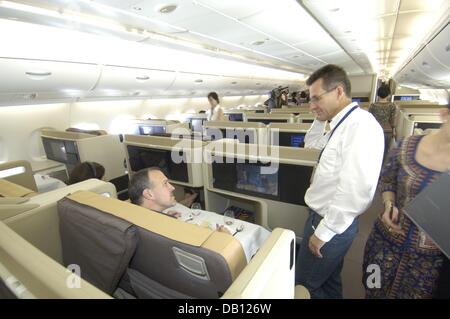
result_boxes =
[0,160,38,193]
[57,191,247,299]
[0,179,37,198]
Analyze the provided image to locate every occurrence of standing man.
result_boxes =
[296,64,384,298]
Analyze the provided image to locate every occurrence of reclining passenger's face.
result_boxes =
[148,170,176,210]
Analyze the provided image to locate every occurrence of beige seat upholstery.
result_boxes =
[0,179,37,198]
[57,191,247,298]
[0,160,38,192]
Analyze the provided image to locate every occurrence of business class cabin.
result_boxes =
[0,0,449,300]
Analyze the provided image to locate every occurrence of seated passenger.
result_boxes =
[68,162,105,185]
[129,167,271,261]
[128,167,229,233]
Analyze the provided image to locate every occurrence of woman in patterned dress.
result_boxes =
[362,101,450,298]
[368,85,397,159]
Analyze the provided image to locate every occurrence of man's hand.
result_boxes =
[309,233,325,258]
[166,211,182,219]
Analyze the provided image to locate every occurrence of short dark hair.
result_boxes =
[377,85,391,99]
[207,92,220,104]
[306,64,351,98]
[68,162,105,185]
[128,167,161,205]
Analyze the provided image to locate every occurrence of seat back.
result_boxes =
[58,197,138,295]
[63,191,247,299]
[0,221,110,299]
[0,179,37,198]
[0,160,38,192]
[2,179,117,263]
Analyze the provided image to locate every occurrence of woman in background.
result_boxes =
[68,162,105,185]
[206,92,225,121]
[362,101,450,298]
[368,85,397,158]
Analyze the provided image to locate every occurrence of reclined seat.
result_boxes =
[57,191,247,299]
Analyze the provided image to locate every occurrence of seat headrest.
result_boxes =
[0,179,37,198]
[65,191,246,280]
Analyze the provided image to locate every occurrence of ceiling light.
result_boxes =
[136,75,150,82]
[158,4,178,14]
[250,40,265,46]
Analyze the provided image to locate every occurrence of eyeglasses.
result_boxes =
[309,87,337,104]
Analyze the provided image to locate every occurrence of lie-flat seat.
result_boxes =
[0,179,37,198]
[57,191,247,299]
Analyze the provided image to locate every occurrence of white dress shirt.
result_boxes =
[304,102,384,242]
[206,104,224,121]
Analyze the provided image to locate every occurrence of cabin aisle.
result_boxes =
[342,192,383,299]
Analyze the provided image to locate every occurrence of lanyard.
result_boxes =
[318,105,359,162]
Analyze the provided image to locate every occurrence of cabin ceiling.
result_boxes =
[1,0,449,80]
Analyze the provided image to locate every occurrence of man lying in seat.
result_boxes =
[128,167,231,234]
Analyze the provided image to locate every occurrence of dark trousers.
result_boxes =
[295,210,358,299]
